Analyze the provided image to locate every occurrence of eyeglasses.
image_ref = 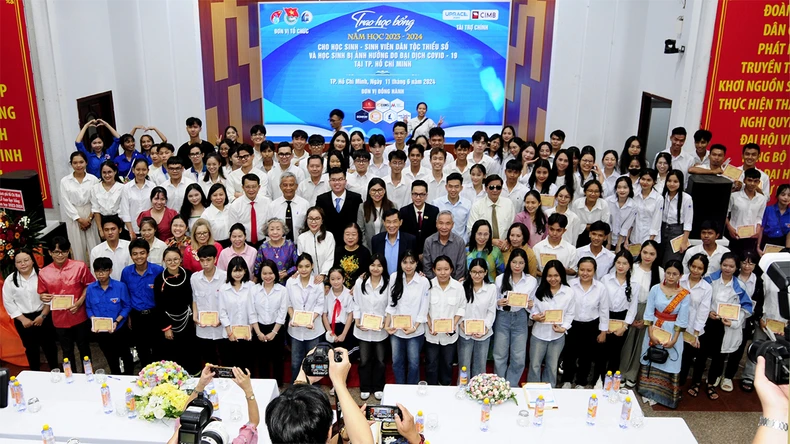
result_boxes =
[487,185,503,190]
[369,188,385,194]
[307,217,322,222]
[470,270,486,275]
[50,250,67,256]
[238,154,251,160]
[411,192,427,198]
[278,152,292,157]
[189,152,202,157]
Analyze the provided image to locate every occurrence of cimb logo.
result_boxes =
[442,10,470,20]
[472,10,498,20]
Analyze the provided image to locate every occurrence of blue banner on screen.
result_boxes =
[259,1,511,142]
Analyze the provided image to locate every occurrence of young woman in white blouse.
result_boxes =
[323,267,356,352]
[201,183,232,247]
[353,254,391,400]
[199,154,228,199]
[458,258,497,379]
[561,258,608,388]
[722,252,761,392]
[599,150,620,199]
[2,249,59,371]
[606,177,637,251]
[528,260,576,386]
[629,169,663,250]
[139,217,168,265]
[218,256,257,372]
[660,170,694,263]
[545,186,581,246]
[91,160,125,241]
[424,256,466,386]
[600,250,640,381]
[286,253,327,382]
[493,248,538,387]
[678,254,713,389]
[385,250,430,385]
[119,159,155,239]
[620,240,664,386]
[61,151,101,262]
[296,207,336,284]
[460,164,487,204]
[571,180,610,248]
[251,259,288,383]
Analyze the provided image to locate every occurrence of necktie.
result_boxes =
[335,197,342,213]
[250,201,258,244]
[285,201,294,241]
[331,298,342,334]
[491,203,499,239]
[417,210,423,231]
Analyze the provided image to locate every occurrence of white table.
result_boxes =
[381,384,697,443]
[0,371,280,444]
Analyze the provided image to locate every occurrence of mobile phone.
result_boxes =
[365,405,402,422]
[212,366,234,378]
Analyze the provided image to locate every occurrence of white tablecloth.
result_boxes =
[0,371,280,444]
[381,384,697,443]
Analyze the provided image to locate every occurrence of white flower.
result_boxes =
[154,407,166,419]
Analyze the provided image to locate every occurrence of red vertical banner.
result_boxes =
[0,0,52,208]
[700,0,790,201]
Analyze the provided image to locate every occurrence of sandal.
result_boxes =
[740,379,754,392]
[720,378,734,392]
[687,383,701,397]
[706,384,719,400]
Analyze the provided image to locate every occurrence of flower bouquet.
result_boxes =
[0,211,45,279]
[136,360,191,389]
[466,373,518,405]
[135,382,189,420]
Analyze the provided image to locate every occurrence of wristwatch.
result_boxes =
[758,416,789,431]
[246,393,256,401]
[40,313,48,320]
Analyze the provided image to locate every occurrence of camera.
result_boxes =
[366,405,403,422]
[211,366,235,379]
[303,343,343,377]
[748,338,790,385]
[178,392,229,444]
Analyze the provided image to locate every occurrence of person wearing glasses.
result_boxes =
[186,144,207,182]
[399,180,439,258]
[468,174,515,251]
[225,144,270,200]
[347,150,374,198]
[329,108,346,134]
[267,142,306,200]
[161,157,196,211]
[316,167,364,243]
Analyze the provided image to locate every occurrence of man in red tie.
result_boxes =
[398,179,439,258]
[229,173,272,248]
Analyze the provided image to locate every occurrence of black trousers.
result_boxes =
[562,319,601,386]
[220,338,254,373]
[55,322,92,372]
[424,341,455,386]
[601,310,628,380]
[13,311,59,371]
[95,324,134,375]
[692,317,725,385]
[679,340,701,385]
[129,310,159,366]
[358,338,387,393]
[160,323,200,374]
[255,323,284,384]
[197,337,221,367]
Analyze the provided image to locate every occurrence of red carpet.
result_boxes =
[651,380,761,412]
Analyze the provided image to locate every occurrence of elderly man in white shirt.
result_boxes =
[269,172,309,242]
[268,144,306,200]
[468,175,515,250]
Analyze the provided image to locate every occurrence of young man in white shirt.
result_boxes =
[329,109,346,134]
[735,143,770,196]
[368,134,390,178]
[692,129,712,167]
[467,131,496,176]
[655,127,695,179]
[425,147,448,203]
[384,150,412,209]
[468,175,515,250]
[549,129,565,161]
[299,134,328,179]
[726,168,768,255]
[148,143,172,185]
[444,139,472,184]
[190,244,227,365]
[427,127,454,168]
[501,159,528,212]
[432,172,472,241]
[268,142,306,200]
[89,216,131,281]
[228,173,271,247]
[682,220,730,276]
[297,155,329,206]
[163,157,196,210]
[347,150,374,198]
[575,221,615,280]
[270,172,309,242]
[533,212,578,276]
[290,129,309,168]
[226,144,269,200]
[404,144,430,182]
[384,121,408,158]
[688,143,727,176]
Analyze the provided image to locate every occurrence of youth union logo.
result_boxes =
[284,7,299,25]
[270,10,282,24]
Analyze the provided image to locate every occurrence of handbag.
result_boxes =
[644,345,669,364]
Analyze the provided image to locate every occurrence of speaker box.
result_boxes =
[686,174,732,238]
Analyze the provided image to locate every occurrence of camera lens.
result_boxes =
[747,340,767,364]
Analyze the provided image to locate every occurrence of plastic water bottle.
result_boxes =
[8,376,17,408]
[209,389,219,411]
[586,394,598,426]
[613,371,622,391]
[63,358,74,384]
[100,383,113,414]
[416,411,425,434]
[41,424,56,444]
[125,388,137,419]
[619,396,632,429]
[459,366,469,386]
[603,371,612,397]
[146,370,157,387]
[533,395,545,426]
[480,398,491,431]
[84,356,94,382]
[13,381,26,412]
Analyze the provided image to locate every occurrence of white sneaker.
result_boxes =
[593,378,603,390]
[561,382,572,389]
[329,387,335,396]
[625,379,636,388]
[574,384,586,389]
[374,391,384,400]
[360,392,370,400]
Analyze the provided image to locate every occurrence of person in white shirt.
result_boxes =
[460,163,487,205]
[492,250,538,387]
[406,101,442,139]
[290,129,309,169]
[269,172,309,242]
[367,135,390,178]
[570,180,610,248]
[404,144,430,183]
[533,213,578,276]
[600,250,641,381]
[296,207,336,283]
[384,251,430,384]
[468,175,515,250]
[629,169,663,247]
[353,255,391,400]
[162,157,196,211]
[682,220,730,276]
[347,150,374,198]
[654,127,695,179]
[139,217,168,265]
[457,259,497,379]
[726,168,767,255]
[198,153,228,200]
[599,150,620,199]
[545,185,582,246]
[383,150,412,209]
[200,184,232,244]
[323,268,356,354]
[120,159,156,237]
[444,140,472,184]
[147,144,170,185]
[691,129,712,167]
[286,253,327,382]
[89,216,132,281]
[90,160,125,240]
[383,121,409,159]
[576,221,615,280]
[3,250,59,371]
[502,159,529,212]
[227,173,271,246]
[733,143,771,197]
[660,170,694,262]
[528,260,576,386]
[467,131,497,176]
[218,256,257,371]
[423,256,466,386]
[225,144,270,200]
[432,173,472,241]
[297,155,330,206]
[250,258,288,383]
[268,143,306,200]
[678,253,713,387]
[606,177,637,250]
[61,152,102,262]
[425,148,448,203]
[190,246,227,366]
[560,258,609,388]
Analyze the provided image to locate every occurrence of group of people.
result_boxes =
[4,108,789,410]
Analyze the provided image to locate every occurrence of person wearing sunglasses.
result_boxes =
[468,174,515,251]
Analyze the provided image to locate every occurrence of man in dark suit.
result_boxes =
[398,179,439,257]
[371,208,416,275]
[315,167,364,242]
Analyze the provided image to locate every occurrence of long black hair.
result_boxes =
[10,248,40,287]
[226,256,251,284]
[576,146,598,182]
[362,254,390,295]
[463,258,490,304]
[500,248,529,294]
[390,250,425,307]
[362,178,394,223]
[468,220,494,254]
[635,240,662,288]
[256,258,280,284]
[527,159,555,194]
[522,191,547,235]
[619,136,646,173]
[609,249,634,302]
[662,169,686,224]
[551,149,575,200]
[180,183,207,224]
[534,259,568,301]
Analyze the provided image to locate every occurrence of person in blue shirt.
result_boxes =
[86,257,133,375]
[121,239,164,366]
[75,118,122,178]
[114,133,151,181]
[758,184,790,254]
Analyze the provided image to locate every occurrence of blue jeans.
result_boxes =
[390,335,425,384]
[424,341,456,385]
[457,336,492,379]
[528,334,565,386]
[493,309,529,387]
[290,337,320,383]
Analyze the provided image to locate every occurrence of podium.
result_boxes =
[686,174,732,238]
[0,169,45,223]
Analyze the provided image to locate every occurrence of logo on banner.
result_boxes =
[301,11,313,23]
[270,10,283,24]
[355,110,370,123]
[362,99,376,111]
[442,10,470,20]
[472,10,499,20]
[284,8,299,25]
